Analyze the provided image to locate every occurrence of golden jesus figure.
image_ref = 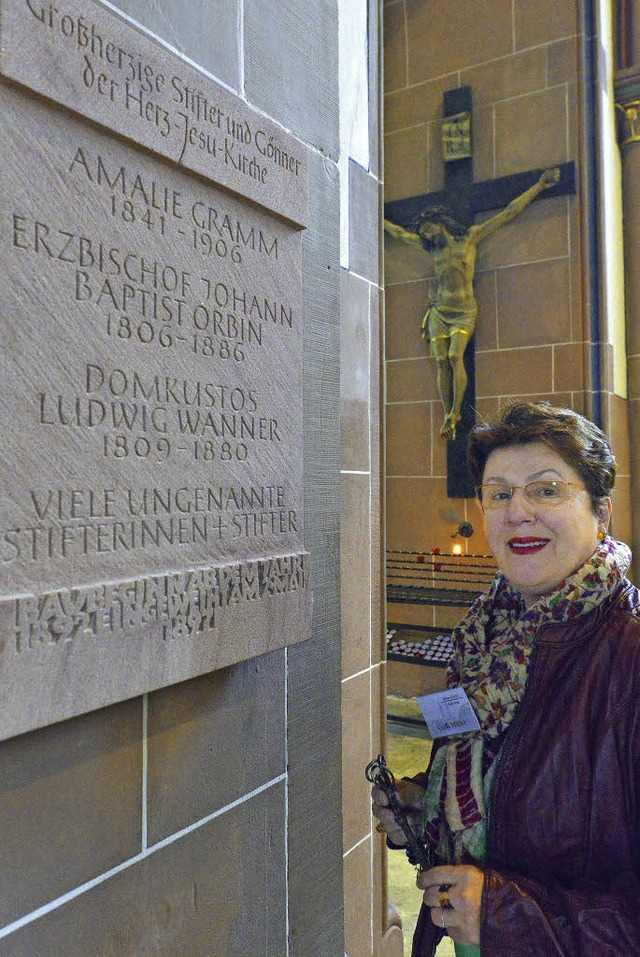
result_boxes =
[385,167,560,440]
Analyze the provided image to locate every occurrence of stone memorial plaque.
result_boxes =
[0,7,311,741]
[0,0,308,226]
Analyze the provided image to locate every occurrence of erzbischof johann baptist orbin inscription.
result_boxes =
[0,0,311,740]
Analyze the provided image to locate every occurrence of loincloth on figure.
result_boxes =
[421,302,477,343]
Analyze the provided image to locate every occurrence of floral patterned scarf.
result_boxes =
[421,536,632,863]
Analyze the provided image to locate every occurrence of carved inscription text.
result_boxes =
[1,0,309,225]
[0,59,310,740]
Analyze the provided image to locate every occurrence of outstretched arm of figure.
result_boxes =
[470,167,561,245]
[384,218,425,249]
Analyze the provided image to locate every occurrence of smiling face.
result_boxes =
[481,442,611,607]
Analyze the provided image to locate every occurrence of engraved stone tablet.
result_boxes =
[0,9,311,740]
[0,0,308,226]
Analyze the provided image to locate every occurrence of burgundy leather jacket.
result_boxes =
[411,579,640,956]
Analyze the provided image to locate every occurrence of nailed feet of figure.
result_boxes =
[441,411,461,440]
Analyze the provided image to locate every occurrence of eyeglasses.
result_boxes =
[477,480,586,510]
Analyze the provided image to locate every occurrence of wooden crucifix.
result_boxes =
[384,86,576,497]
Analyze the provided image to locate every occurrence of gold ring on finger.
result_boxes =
[438,884,453,910]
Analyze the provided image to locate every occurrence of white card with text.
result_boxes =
[417,687,481,738]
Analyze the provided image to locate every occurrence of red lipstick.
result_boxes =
[508,537,549,555]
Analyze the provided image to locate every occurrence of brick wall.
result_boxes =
[384,0,632,569]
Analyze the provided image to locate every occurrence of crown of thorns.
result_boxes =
[411,206,468,238]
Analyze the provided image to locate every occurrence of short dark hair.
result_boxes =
[411,206,468,239]
[468,402,616,510]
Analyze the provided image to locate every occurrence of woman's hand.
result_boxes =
[418,864,484,945]
[371,778,425,846]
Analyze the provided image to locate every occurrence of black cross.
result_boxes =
[385,86,576,497]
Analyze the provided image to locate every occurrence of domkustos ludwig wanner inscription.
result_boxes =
[0,0,308,226]
[0,4,311,741]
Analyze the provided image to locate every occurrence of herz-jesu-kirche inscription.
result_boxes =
[1,0,308,225]
[0,0,311,741]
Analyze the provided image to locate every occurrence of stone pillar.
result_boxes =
[618,94,640,331]
[616,57,640,577]
[617,0,640,69]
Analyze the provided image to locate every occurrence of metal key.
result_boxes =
[365,754,433,871]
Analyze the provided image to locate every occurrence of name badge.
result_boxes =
[417,687,481,738]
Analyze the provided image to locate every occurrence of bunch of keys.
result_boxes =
[365,754,433,871]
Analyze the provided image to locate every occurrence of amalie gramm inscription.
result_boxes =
[0,2,311,741]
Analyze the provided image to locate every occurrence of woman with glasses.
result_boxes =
[373,401,640,956]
